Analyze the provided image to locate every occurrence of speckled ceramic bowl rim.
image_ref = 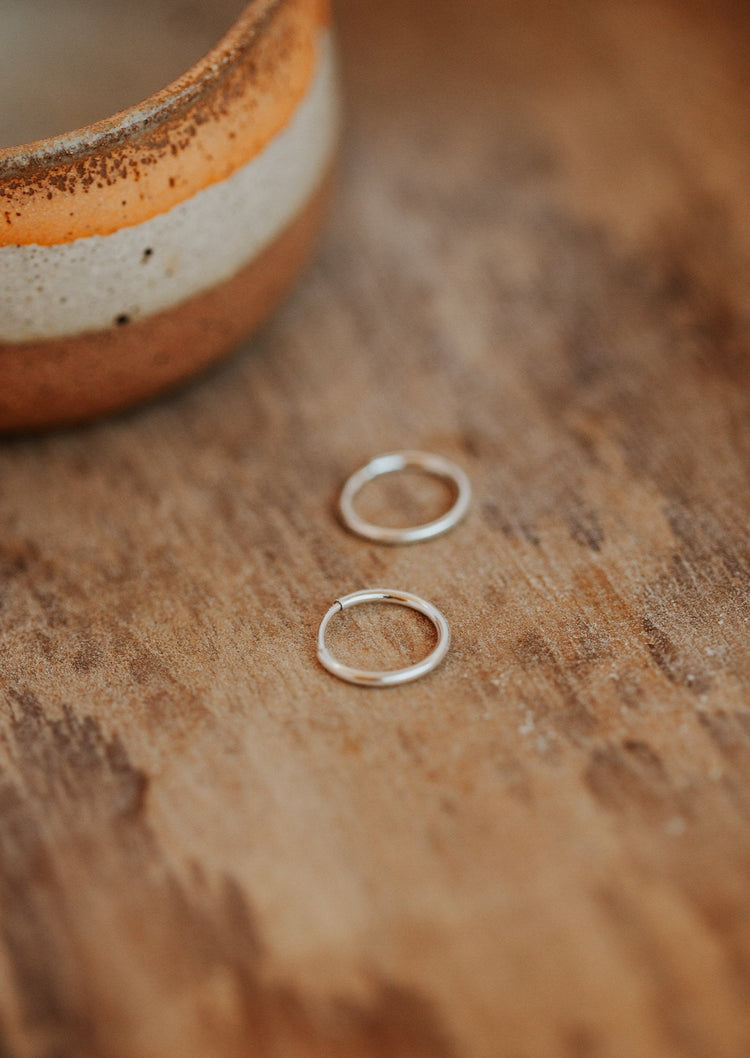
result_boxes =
[0,0,286,173]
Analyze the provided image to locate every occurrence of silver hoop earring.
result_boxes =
[317,589,450,687]
[339,450,471,545]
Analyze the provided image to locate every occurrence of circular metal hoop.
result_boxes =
[317,589,451,688]
[338,451,471,545]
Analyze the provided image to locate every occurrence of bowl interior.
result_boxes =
[0,0,245,149]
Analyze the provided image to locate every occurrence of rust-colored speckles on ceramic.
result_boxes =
[0,0,331,247]
[0,0,339,430]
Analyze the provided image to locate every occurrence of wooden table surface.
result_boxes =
[2,1,750,1055]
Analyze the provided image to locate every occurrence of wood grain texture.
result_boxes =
[1,0,750,1055]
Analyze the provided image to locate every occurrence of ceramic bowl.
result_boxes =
[0,0,338,431]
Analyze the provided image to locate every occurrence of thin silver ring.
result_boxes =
[339,450,471,545]
[317,589,450,687]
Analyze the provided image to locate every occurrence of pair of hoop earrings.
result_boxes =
[317,451,471,688]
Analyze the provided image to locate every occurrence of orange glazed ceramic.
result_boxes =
[0,0,338,431]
